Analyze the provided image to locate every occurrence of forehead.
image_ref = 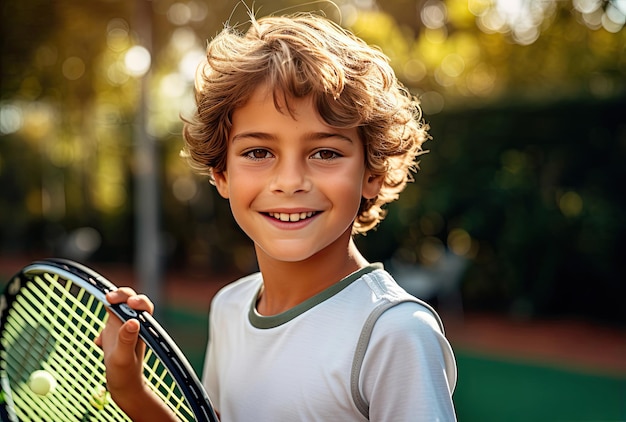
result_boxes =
[228,82,366,149]
[241,83,310,116]
[229,84,363,145]
[232,83,317,124]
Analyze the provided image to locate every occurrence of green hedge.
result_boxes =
[358,96,626,324]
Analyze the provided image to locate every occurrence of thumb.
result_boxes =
[117,319,140,352]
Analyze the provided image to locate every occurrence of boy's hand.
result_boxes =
[95,288,155,413]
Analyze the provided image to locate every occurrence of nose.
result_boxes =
[269,156,311,195]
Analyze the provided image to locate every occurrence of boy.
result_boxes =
[97,12,457,421]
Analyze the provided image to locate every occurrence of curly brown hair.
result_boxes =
[182,12,429,234]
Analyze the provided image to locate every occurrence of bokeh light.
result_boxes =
[0,103,23,135]
[124,45,151,77]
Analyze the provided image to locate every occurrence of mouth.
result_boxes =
[266,211,318,222]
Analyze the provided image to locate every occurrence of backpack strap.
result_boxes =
[350,297,444,419]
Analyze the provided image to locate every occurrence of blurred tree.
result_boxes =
[351,0,625,112]
[1,0,625,322]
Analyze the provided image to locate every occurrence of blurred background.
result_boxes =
[1,0,625,420]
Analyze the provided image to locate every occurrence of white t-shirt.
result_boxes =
[202,264,457,421]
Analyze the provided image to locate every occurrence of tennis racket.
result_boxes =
[0,258,218,422]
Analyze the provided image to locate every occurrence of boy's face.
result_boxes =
[213,84,382,264]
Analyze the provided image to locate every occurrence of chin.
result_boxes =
[256,243,326,264]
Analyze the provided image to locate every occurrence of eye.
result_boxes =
[244,148,273,160]
[311,149,340,160]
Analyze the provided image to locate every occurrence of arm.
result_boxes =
[360,303,457,421]
[95,289,179,422]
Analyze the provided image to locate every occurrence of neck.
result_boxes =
[255,233,369,315]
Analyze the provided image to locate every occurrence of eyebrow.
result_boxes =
[231,131,355,144]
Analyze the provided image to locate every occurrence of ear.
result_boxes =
[212,170,230,199]
[362,171,383,200]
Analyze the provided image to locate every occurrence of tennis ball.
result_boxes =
[89,385,110,410]
[28,370,57,396]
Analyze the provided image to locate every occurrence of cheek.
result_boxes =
[327,175,365,211]
[225,175,258,212]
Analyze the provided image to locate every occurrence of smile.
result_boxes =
[267,211,317,222]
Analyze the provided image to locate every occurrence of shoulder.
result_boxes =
[374,300,444,338]
[358,272,458,391]
[357,268,444,332]
[360,270,446,346]
[362,270,457,384]
[353,269,458,418]
[359,267,456,372]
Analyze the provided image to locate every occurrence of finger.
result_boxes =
[127,294,154,314]
[124,319,147,361]
[95,309,118,348]
[106,288,138,304]
[113,319,141,364]
[105,291,154,315]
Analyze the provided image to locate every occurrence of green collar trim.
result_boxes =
[249,263,383,329]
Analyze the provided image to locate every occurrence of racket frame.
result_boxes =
[0,258,218,422]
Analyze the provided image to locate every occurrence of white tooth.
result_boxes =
[270,212,315,221]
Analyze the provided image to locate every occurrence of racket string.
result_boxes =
[2,275,130,421]
[1,269,201,421]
